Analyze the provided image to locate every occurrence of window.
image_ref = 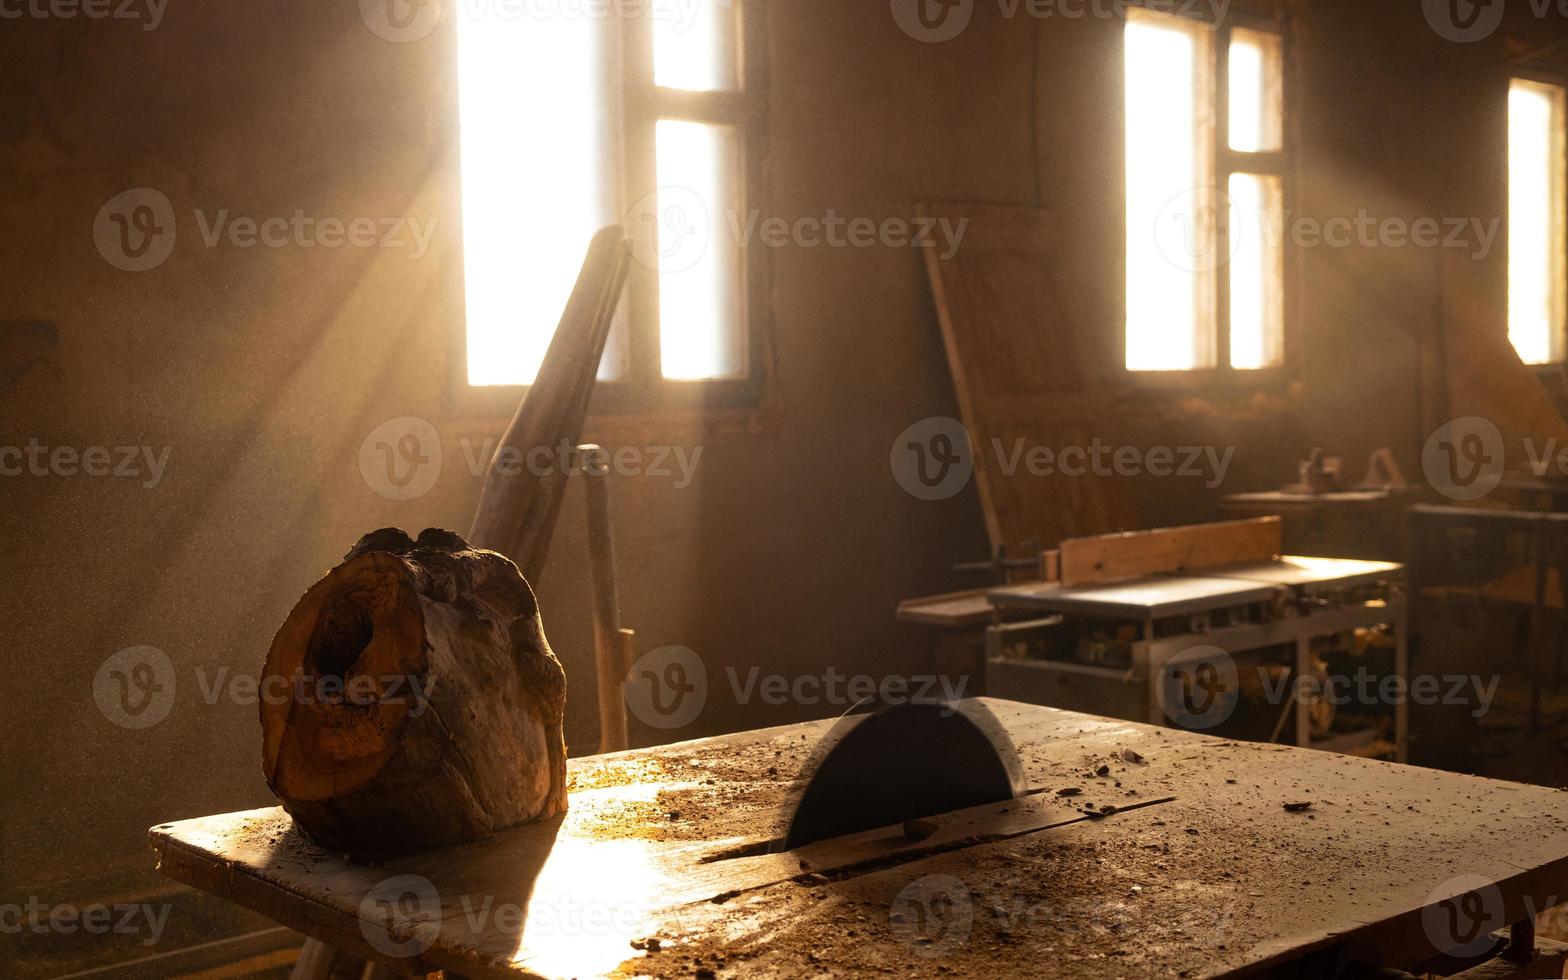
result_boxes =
[1509,78,1567,366]
[456,3,754,392]
[1125,10,1284,373]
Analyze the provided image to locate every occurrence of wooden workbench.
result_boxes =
[151,699,1568,978]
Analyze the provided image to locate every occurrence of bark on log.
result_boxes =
[259,527,567,856]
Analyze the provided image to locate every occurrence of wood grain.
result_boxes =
[259,529,567,857]
[918,202,1135,552]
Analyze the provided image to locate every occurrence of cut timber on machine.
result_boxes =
[151,699,1568,978]
[1055,516,1283,588]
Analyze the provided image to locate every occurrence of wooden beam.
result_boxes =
[1059,517,1283,587]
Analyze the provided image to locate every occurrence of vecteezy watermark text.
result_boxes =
[358,416,706,501]
[890,0,1233,43]
[991,438,1233,489]
[728,209,969,261]
[621,645,971,731]
[1,439,171,489]
[1277,668,1498,718]
[357,873,648,960]
[889,872,1235,956]
[193,210,437,258]
[625,188,972,275]
[456,438,703,488]
[359,0,710,44]
[1156,193,1502,274]
[890,418,1235,502]
[1157,647,1500,731]
[93,645,440,731]
[192,666,439,717]
[0,898,170,946]
[0,0,166,30]
[727,666,968,710]
[93,188,438,272]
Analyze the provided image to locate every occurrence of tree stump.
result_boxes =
[259,527,567,856]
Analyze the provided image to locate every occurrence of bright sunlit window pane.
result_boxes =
[458,8,620,386]
[1229,29,1282,153]
[1126,10,1212,372]
[1229,173,1284,369]
[1509,78,1566,366]
[656,121,744,379]
[654,0,739,92]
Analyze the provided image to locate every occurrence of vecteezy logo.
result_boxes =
[1422,874,1505,958]
[360,0,442,43]
[1155,646,1239,731]
[890,417,974,501]
[625,186,710,275]
[93,646,177,730]
[890,0,973,43]
[93,188,177,272]
[1154,187,1238,275]
[359,874,442,959]
[359,417,442,501]
[624,645,707,730]
[889,875,973,956]
[1423,416,1504,501]
[1423,0,1505,43]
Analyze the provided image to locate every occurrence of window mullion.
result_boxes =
[1214,25,1232,373]
[620,10,661,392]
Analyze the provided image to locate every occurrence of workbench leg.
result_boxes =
[1531,527,1548,733]
[1144,618,1163,727]
[1396,602,1409,764]
[290,938,362,980]
[1295,635,1312,748]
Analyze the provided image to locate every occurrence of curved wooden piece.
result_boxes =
[468,226,631,581]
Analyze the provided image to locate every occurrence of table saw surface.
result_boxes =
[151,699,1568,978]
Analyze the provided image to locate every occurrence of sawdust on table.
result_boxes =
[565,732,821,846]
[598,731,1568,978]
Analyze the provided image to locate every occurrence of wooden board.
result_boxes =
[918,202,1136,552]
[895,587,1001,628]
[1059,517,1283,588]
[151,699,1568,979]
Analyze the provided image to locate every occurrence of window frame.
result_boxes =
[446,0,770,420]
[1121,6,1293,387]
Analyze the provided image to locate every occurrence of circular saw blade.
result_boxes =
[782,700,1024,851]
